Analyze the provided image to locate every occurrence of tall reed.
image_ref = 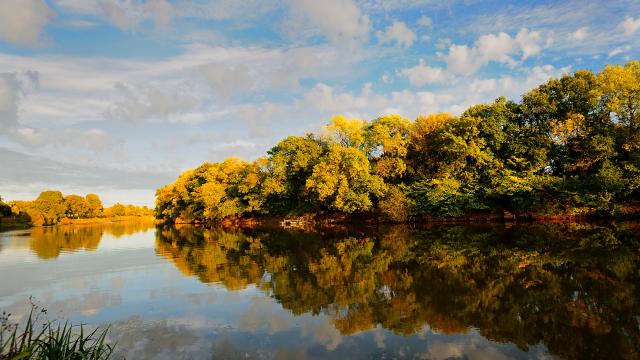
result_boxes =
[0,299,114,359]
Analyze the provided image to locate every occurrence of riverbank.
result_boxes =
[165,202,640,228]
[0,215,156,231]
[58,216,156,225]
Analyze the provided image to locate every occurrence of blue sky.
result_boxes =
[0,0,639,207]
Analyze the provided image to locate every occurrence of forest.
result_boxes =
[0,191,153,227]
[156,60,640,223]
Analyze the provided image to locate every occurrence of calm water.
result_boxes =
[0,222,639,359]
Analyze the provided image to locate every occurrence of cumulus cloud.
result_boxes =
[287,0,370,43]
[302,64,568,121]
[467,64,570,98]
[620,16,640,36]
[568,26,589,41]
[398,28,549,83]
[0,0,55,47]
[301,82,387,114]
[376,21,416,47]
[444,28,547,76]
[398,59,449,85]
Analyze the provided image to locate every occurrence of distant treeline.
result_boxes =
[0,192,153,227]
[156,60,640,223]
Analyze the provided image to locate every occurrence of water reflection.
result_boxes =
[24,220,155,258]
[155,223,640,359]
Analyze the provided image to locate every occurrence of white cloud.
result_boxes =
[468,64,569,98]
[287,0,370,43]
[399,29,548,85]
[376,21,416,47]
[301,83,387,115]
[441,28,547,76]
[417,15,432,27]
[515,28,546,59]
[620,16,640,35]
[0,43,369,131]
[398,59,448,85]
[301,63,568,123]
[0,0,55,47]
[105,82,199,124]
[568,26,589,41]
[608,45,631,58]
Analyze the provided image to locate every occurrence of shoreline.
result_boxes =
[168,206,640,228]
[0,215,156,232]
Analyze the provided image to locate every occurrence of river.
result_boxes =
[1,221,638,359]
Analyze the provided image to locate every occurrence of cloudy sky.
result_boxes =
[0,0,639,206]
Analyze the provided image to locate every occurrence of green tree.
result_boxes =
[306,145,385,213]
[261,135,324,214]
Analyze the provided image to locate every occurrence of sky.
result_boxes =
[0,0,639,207]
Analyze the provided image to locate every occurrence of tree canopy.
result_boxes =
[5,191,153,227]
[156,60,640,223]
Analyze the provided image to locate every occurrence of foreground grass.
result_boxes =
[0,301,114,360]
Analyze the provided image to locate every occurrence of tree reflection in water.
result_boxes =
[28,220,155,258]
[155,222,640,359]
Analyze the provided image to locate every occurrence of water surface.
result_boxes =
[1,222,639,359]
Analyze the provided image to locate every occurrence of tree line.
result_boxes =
[156,60,640,223]
[1,191,153,227]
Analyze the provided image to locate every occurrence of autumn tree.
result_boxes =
[86,194,104,217]
[64,195,90,219]
[367,114,412,180]
[155,60,640,222]
[261,135,324,214]
[306,145,385,213]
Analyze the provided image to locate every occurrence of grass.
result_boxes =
[0,299,114,359]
